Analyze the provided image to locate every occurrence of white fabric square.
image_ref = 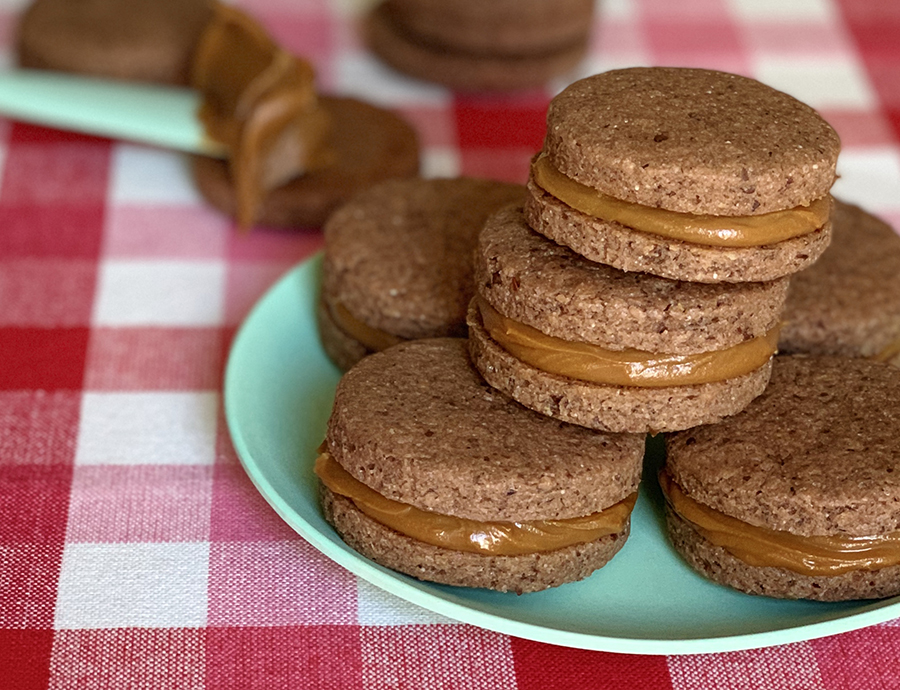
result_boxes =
[421,148,461,179]
[332,53,451,107]
[55,542,209,629]
[75,391,218,466]
[355,578,454,626]
[726,0,833,21]
[600,0,636,21]
[752,56,875,110]
[93,259,225,326]
[832,148,900,214]
[109,144,203,205]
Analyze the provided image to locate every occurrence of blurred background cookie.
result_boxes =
[779,200,900,366]
[364,0,594,91]
[16,0,213,85]
[319,176,524,370]
[192,96,420,230]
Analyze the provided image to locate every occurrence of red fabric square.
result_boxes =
[206,625,363,690]
[0,260,97,327]
[0,543,65,627]
[645,18,745,62]
[511,638,674,690]
[362,625,515,689]
[51,628,205,689]
[0,464,72,544]
[209,462,299,542]
[0,205,105,258]
[207,540,358,626]
[454,95,550,151]
[0,327,89,390]
[8,121,112,146]
[66,464,213,543]
[0,391,81,467]
[0,629,54,690]
[1,142,111,205]
[813,627,900,689]
[458,148,534,184]
[84,327,225,391]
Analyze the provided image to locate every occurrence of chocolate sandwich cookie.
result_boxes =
[779,200,900,366]
[365,0,593,91]
[525,67,840,283]
[191,96,420,229]
[664,355,900,601]
[16,0,214,85]
[319,177,524,370]
[316,338,645,593]
[467,206,789,433]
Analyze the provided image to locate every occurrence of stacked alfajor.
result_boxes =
[468,67,841,433]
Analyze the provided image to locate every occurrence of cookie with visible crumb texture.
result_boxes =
[364,0,592,91]
[779,200,900,366]
[16,0,213,85]
[192,96,420,229]
[467,205,785,434]
[318,338,645,593]
[664,355,900,601]
[319,177,524,370]
[526,67,840,282]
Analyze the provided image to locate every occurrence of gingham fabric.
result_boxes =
[1,0,899,688]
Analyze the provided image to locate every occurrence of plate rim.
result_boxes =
[224,253,900,655]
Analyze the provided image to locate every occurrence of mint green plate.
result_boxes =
[224,255,900,654]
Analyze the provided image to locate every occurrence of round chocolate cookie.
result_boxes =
[191,96,420,229]
[664,355,900,601]
[779,199,900,366]
[383,0,594,56]
[319,177,524,370]
[318,338,645,593]
[16,0,214,85]
[364,0,591,91]
[467,205,786,433]
[525,67,840,282]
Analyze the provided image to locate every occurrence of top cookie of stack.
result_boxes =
[469,67,841,434]
[526,67,840,283]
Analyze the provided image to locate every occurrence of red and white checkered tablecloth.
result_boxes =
[2,0,899,687]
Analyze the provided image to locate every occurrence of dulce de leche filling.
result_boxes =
[477,296,779,388]
[660,470,900,576]
[316,451,636,556]
[328,300,403,353]
[531,153,831,248]
[191,3,333,227]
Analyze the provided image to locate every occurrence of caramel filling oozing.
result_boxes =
[192,3,333,227]
[873,336,900,365]
[477,297,779,388]
[660,470,900,576]
[329,300,404,353]
[316,452,636,556]
[531,153,831,248]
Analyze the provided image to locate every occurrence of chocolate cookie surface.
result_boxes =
[527,68,839,282]
[779,200,900,365]
[191,96,420,228]
[467,206,782,433]
[319,338,644,592]
[543,68,840,215]
[664,355,900,600]
[365,0,589,91]
[16,0,214,85]
[319,177,524,369]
